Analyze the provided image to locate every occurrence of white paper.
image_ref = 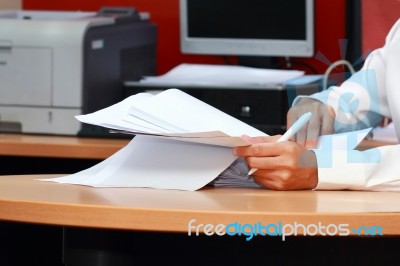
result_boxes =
[41,135,237,191]
[76,92,166,134]
[76,89,266,147]
[41,129,372,191]
[140,63,304,87]
[128,89,264,136]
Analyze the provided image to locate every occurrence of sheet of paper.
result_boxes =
[159,135,250,147]
[76,92,168,134]
[76,88,266,147]
[40,129,374,191]
[140,63,304,87]
[108,131,251,148]
[40,135,237,191]
[128,89,265,136]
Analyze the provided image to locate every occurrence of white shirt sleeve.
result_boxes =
[296,46,389,133]
[292,19,400,191]
[293,20,400,133]
[314,145,400,191]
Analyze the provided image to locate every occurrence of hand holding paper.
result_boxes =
[234,126,371,190]
[234,138,320,190]
[40,89,372,191]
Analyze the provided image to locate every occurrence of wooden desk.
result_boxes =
[0,133,396,159]
[0,133,129,159]
[0,134,396,158]
[1,175,400,235]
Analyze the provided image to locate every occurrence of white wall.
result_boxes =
[0,0,21,10]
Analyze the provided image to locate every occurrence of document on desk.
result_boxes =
[40,128,371,190]
[76,88,265,147]
[39,89,371,191]
[140,63,304,87]
[41,88,265,190]
[42,135,237,191]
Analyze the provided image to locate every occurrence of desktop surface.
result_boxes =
[0,175,400,235]
[0,133,129,159]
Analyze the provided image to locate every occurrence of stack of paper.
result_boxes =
[140,63,305,87]
[40,89,372,191]
[208,158,261,188]
[41,89,266,190]
[76,88,265,147]
[42,135,242,191]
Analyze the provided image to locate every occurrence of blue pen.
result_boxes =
[247,112,313,176]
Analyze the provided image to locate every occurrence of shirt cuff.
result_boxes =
[313,149,365,190]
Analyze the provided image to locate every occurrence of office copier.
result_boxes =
[0,7,157,135]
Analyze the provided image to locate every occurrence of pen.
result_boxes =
[247,112,313,176]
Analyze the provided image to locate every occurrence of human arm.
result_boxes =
[234,20,400,191]
[287,20,397,147]
[288,52,388,148]
[234,135,400,191]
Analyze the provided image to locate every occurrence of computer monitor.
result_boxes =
[180,0,314,59]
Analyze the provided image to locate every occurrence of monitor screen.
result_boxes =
[180,0,314,58]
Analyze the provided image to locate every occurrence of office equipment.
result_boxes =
[0,8,157,135]
[180,0,314,65]
[247,111,313,176]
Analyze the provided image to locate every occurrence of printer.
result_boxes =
[0,7,157,135]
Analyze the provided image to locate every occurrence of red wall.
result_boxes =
[362,0,400,54]
[23,0,347,75]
